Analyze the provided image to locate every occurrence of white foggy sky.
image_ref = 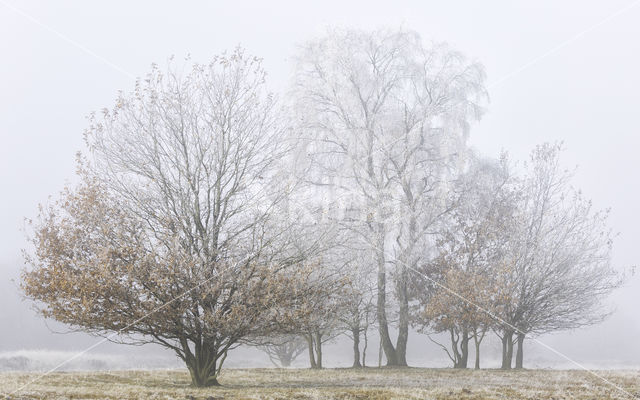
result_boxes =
[0,0,638,365]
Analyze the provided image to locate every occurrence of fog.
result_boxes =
[1,1,639,371]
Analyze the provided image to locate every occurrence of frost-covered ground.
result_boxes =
[0,351,183,372]
[1,368,639,400]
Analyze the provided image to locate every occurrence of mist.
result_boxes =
[1,1,639,376]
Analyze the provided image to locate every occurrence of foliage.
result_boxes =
[21,50,336,387]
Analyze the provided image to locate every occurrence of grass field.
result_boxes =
[2,368,639,400]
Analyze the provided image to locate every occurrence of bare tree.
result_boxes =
[337,251,377,368]
[257,335,308,367]
[494,143,623,369]
[292,27,487,366]
[297,264,348,369]
[21,50,324,387]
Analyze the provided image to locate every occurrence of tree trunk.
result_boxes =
[376,223,398,366]
[362,327,368,367]
[395,211,418,368]
[378,335,383,367]
[515,332,525,369]
[306,334,317,369]
[473,334,481,370]
[395,265,409,367]
[352,328,362,368]
[280,356,292,368]
[183,344,223,387]
[313,331,323,369]
[459,330,469,368]
[452,329,469,369]
[501,330,514,370]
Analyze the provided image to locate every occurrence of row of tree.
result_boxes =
[21,28,622,387]
[413,148,620,370]
[256,144,620,371]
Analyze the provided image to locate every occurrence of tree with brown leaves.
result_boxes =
[411,156,519,369]
[22,50,327,387]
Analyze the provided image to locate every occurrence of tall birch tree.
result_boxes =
[292,28,487,365]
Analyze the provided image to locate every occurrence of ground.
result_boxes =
[1,368,639,400]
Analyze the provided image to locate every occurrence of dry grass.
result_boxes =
[1,368,639,400]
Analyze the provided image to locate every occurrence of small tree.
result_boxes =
[257,335,308,367]
[297,266,347,369]
[411,156,517,369]
[338,255,377,368]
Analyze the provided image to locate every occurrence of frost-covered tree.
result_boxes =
[296,263,348,369]
[411,155,519,369]
[494,143,623,369]
[256,335,308,367]
[21,50,327,387]
[336,250,377,368]
[292,27,487,366]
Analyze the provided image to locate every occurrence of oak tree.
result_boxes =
[22,50,322,387]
